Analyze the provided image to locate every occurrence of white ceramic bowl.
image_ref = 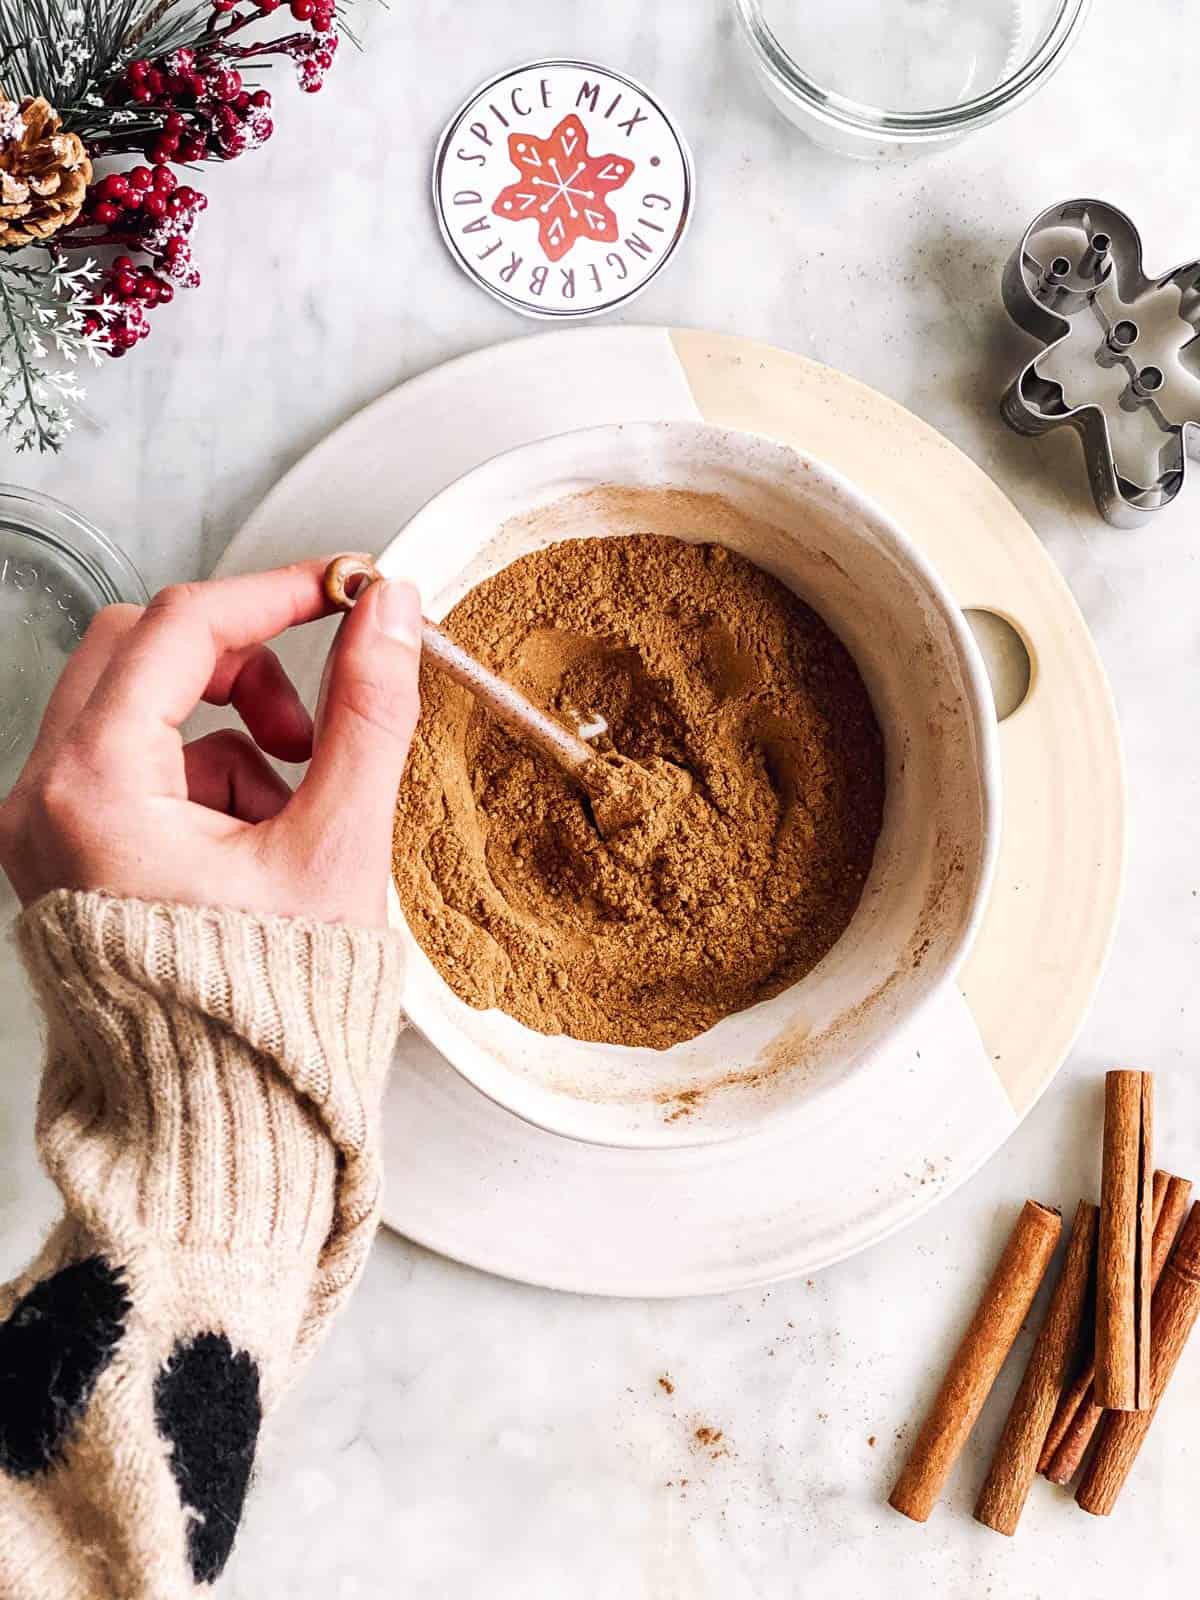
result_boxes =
[379,421,1000,1148]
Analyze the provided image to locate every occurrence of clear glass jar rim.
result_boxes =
[0,483,147,606]
[733,0,1091,135]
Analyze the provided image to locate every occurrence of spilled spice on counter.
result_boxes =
[692,1424,730,1460]
[393,533,884,1049]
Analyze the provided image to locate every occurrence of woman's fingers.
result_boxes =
[204,644,314,763]
[23,604,144,772]
[34,612,312,772]
[82,560,338,747]
[183,729,294,823]
[292,577,422,860]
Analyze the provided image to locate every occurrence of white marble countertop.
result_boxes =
[3,0,1199,1594]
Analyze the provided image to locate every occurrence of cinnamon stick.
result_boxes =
[1094,1070,1154,1410]
[1077,1201,1200,1516]
[889,1200,1061,1523]
[1042,1171,1191,1484]
[1039,1171,1166,1474]
[974,1200,1098,1534]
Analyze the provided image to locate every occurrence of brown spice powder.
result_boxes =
[392,534,884,1050]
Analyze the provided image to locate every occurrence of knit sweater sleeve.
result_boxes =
[0,890,405,1600]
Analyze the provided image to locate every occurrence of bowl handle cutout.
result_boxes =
[964,610,1034,722]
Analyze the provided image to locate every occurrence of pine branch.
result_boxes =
[1,0,359,143]
[0,252,105,452]
[0,271,52,450]
[1,0,137,101]
[125,0,180,51]
[0,0,213,133]
[0,0,361,449]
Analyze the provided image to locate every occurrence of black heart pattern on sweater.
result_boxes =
[154,1331,262,1584]
[0,1255,131,1478]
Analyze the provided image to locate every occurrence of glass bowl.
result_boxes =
[733,0,1092,158]
[0,486,147,798]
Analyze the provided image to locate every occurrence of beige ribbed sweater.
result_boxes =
[0,890,405,1598]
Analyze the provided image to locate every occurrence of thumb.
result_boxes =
[295,576,423,856]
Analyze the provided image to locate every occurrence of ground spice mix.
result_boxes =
[392,533,884,1049]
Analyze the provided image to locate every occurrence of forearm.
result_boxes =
[0,891,403,1599]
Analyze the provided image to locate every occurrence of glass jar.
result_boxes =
[733,0,1092,158]
[0,486,147,798]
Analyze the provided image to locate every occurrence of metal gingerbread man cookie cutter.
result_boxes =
[1001,199,1200,527]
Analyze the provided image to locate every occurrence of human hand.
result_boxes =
[0,559,421,927]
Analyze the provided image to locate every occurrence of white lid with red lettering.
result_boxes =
[432,59,695,320]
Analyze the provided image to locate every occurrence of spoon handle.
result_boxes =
[322,555,596,780]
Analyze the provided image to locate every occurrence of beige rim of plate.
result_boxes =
[202,327,1124,1297]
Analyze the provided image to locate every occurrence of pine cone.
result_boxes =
[0,96,92,249]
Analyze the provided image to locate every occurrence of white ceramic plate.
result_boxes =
[200,327,1124,1296]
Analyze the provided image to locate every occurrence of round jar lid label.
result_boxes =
[433,59,694,320]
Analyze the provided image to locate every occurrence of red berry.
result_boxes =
[314,49,333,68]
[145,67,165,96]
[153,165,177,192]
[143,192,168,219]
[251,89,271,108]
[192,191,208,211]
[131,84,154,103]
[149,139,174,164]
[174,185,197,206]
[188,72,207,98]
[116,325,139,349]
[291,0,314,16]
[234,91,250,110]
[257,0,281,9]
[113,254,134,271]
[92,200,120,225]
[180,135,206,160]
[156,280,175,304]
[128,59,150,81]
[165,111,185,133]
[116,273,138,300]
[130,165,154,189]
[98,172,130,202]
[137,277,160,305]
[213,0,238,9]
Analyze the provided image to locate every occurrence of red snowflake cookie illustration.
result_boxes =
[492,113,634,263]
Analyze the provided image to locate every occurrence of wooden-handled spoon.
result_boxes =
[322,554,686,838]
[324,554,598,781]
